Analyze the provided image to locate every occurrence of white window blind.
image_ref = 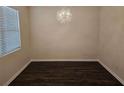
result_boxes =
[0,6,21,57]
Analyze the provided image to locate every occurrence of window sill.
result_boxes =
[0,47,21,58]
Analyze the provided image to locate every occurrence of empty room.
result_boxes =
[0,6,124,86]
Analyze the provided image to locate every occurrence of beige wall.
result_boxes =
[99,7,124,80]
[0,6,30,85]
[30,6,99,59]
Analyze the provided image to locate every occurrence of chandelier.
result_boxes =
[56,8,72,24]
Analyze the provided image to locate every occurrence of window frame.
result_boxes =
[0,6,21,58]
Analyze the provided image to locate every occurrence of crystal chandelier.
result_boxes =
[56,8,72,24]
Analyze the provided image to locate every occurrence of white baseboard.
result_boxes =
[3,60,31,86]
[98,59,124,85]
[31,59,98,62]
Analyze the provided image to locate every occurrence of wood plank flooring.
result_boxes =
[9,61,122,86]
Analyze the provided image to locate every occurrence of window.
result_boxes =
[0,6,21,57]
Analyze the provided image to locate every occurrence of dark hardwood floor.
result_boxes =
[9,61,122,86]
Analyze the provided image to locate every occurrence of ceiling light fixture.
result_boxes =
[56,8,72,24]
